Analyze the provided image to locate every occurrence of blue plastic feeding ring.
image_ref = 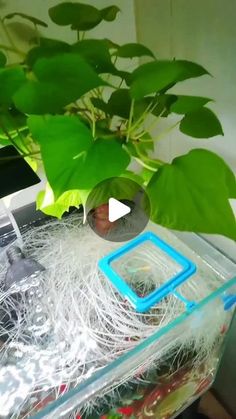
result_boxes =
[98,231,197,313]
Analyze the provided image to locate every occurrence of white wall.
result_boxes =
[135,0,236,260]
[0,0,137,210]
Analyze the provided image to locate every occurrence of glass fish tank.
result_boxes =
[0,204,235,419]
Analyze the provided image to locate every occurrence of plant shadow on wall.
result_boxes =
[0,2,235,238]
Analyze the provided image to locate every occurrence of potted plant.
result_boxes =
[0,1,235,238]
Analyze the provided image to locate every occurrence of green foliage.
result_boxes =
[0,1,235,239]
[170,95,212,114]
[129,60,209,99]
[0,51,7,67]
[4,12,48,27]
[71,39,115,73]
[114,43,155,59]
[0,67,25,105]
[147,149,236,239]
[36,184,81,218]
[14,53,106,114]
[49,2,119,31]
[28,115,130,197]
[180,107,224,138]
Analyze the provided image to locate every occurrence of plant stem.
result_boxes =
[127,101,155,135]
[6,111,30,153]
[91,105,96,138]
[34,23,40,46]
[77,30,80,41]
[0,18,15,48]
[131,137,153,144]
[0,17,25,59]
[0,120,24,153]
[117,77,124,89]
[154,119,181,141]
[126,99,134,143]
[134,158,157,172]
[0,150,40,161]
[0,43,25,57]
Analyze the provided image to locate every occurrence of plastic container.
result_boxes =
[0,205,236,419]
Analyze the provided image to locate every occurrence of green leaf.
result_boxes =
[4,12,48,27]
[101,6,120,21]
[0,51,7,67]
[86,175,141,212]
[37,184,81,218]
[104,38,120,50]
[106,89,152,120]
[28,115,130,197]
[170,95,212,114]
[151,94,178,117]
[26,43,70,67]
[14,81,70,114]
[140,167,154,184]
[79,138,130,189]
[90,98,109,114]
[0,109,27,138]
[108,89,131,119]
[130,60,209,100]
[33,53,104,87]
[0,66,26,106]
[28,115,93,196]
[95,119,111,137]
[147,149,236,239]
[0,138,11,146]
[180,107,223,138]
[71,39,115,73]
[125,136,154,159]
[49,2,101,31]
[14,54,106,114]
[115,43,155,59]
[122,170,144,186]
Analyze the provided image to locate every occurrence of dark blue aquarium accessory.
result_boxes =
[99,231,197,313]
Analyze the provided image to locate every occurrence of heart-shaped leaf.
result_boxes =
[147,149,236,239]
[108,89,132,119]
[180,107,223,138]
[14,54,106,114]
[14,81,70,114]
[90,98,109,114]
[115,43,155,59]
[130,60,209,100]
[106,89,157,120]
[4,12,48,27]
[103,39,120,50]
[37,184,81,218]
[170,95,212,114]
[101,6,120,21]
[26,43,70,67]
[49,2,101,30]
[71,39,115,73]
[151,94,178,117]
[0,51,7,67]
[28,115,130,197]
[0,67,26,106]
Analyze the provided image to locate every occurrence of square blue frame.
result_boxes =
[98,231,197,313]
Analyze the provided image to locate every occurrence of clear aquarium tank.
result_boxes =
[0,205,235,419]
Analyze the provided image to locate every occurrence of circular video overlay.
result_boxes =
[85,177,150,242]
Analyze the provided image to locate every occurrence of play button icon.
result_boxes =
[108,198,131,222]
[85,177,150,242]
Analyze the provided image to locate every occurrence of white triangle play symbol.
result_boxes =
[108,198,131,222]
